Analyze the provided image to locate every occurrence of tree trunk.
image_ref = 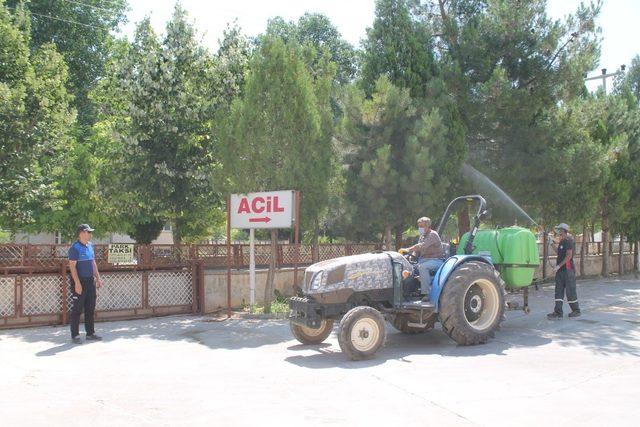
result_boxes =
[634,242,639,273]
[394,225,403,251]
[601,209,610,276]
[619,234,625,276]
[457,203,470,238]
[580,222,587,277]
[383,224,392,251]
[542,226,547,280]
[264,229,277,313]
[312,218,320,263]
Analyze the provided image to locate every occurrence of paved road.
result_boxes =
[1,277,639,426]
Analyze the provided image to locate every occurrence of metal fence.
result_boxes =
[0,263,197,329]
[0,242,383,329]
[0,242,384,272]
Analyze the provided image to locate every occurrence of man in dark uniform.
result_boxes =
[547,223,581,319]
[68,224,103,343]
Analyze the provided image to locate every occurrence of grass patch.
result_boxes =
[245,294,290,315]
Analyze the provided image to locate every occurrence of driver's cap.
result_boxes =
[554,223,569,232]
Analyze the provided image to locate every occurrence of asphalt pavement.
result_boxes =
[1,276,639,426]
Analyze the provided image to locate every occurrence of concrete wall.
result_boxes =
[534,254,635,280]
[204,253,639,311]
[204,268,299,312]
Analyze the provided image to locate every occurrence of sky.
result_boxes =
[122,0,640,92]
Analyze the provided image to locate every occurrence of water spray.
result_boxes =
[462,163,539,228]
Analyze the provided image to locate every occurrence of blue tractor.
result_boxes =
[289,195,538,360]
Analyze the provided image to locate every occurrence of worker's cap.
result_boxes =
[76,224,95,233]
[554,223,570,232]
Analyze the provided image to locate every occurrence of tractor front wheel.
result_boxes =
[290,319,334,345]
[439,261,505,345]
[338,306,386,360]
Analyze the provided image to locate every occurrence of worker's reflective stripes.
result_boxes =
[568,300,578,303]
[555,299,564,302]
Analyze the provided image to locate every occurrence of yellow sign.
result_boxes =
[108,244,134,264]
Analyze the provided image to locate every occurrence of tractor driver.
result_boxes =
[401,217,446,298]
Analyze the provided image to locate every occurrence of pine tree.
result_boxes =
[341,76,465,248]
[221,36,335,311]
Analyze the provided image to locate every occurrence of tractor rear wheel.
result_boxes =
[338,306,386,360]
[439,261,505,345]
[290,319,334,345]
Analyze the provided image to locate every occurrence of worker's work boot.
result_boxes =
[568,310,581,318]
[86,334,102,341]
[547,311,563,320]
[71,336,82,344]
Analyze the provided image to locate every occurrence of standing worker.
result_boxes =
[547,223,581,319]
[68,224,103,343]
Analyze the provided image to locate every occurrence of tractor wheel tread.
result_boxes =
[338,306,386,361]
[438,261,505,346]
[290,319,334,345]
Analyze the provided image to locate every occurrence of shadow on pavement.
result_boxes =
[284,326,552,369]
[1,276,638,360]
[1,316,295,356]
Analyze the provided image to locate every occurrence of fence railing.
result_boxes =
[1,240,635,273]
[0,243,384,272]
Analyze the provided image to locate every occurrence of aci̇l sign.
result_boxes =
[230,190,294,229]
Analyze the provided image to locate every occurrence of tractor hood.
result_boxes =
[302,251,412,294]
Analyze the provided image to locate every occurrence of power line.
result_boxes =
[28,11,101,29]
[62,0,121,14]
[6,5,105,30]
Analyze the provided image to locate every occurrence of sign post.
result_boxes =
[226,196,232,318]
[227,190,296,315]
[249,228,255,306]
[294,191,301,290]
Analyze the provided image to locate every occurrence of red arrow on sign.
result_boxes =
[249,217,271,223]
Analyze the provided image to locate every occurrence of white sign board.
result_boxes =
[108,244,134,264]
[230,190,294,229]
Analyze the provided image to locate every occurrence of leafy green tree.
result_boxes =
[340,76,466,249]
[360,0,437,98]
[264,13,357,85]
[0,3,75,231]
[416,0,601,220]
[580,91,633,275]
[214,22,251,106]
[93,7,225,243]
[221,36,335,311]
[619,60,640,269]
[622,55,640,102]
[7,0,128,125]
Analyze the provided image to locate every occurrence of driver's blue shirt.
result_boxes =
[68,241,95,278]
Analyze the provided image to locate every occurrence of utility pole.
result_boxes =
[585,65,626,94]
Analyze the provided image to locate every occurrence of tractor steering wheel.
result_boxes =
[403,252,418,264]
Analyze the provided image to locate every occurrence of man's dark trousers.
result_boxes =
[70,276,96,337]
[554,269,580,314]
